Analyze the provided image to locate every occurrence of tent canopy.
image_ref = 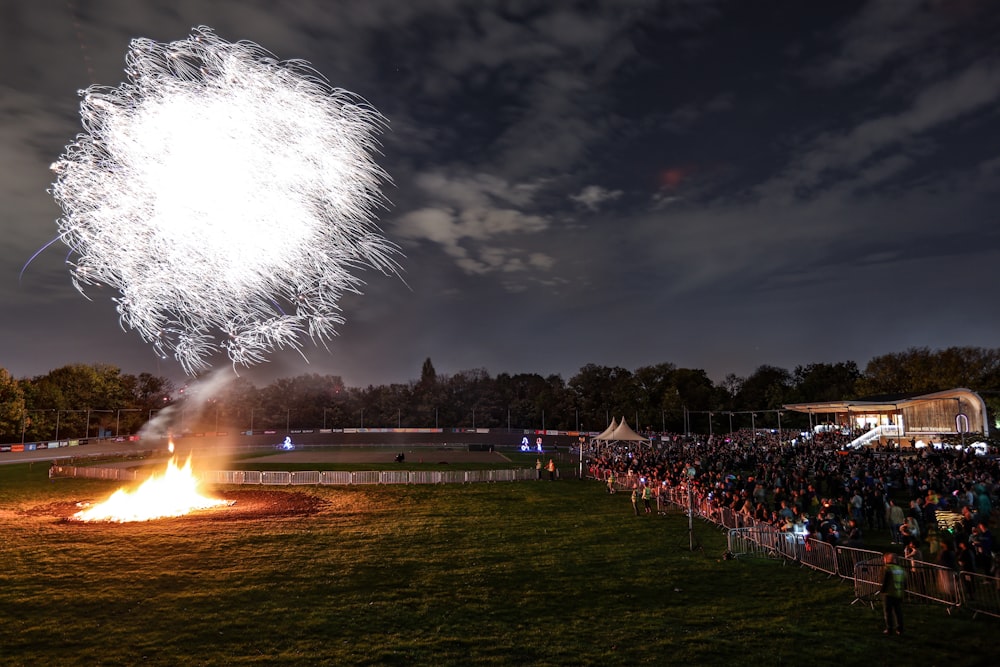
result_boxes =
[590,417,650,445]
[593,417,619,441]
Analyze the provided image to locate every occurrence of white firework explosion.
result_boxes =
[50,26,399,375]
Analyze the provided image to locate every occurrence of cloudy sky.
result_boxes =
[2,0,999,389]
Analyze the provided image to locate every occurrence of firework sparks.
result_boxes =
[50,26,399,374]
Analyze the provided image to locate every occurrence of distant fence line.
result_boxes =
[2,424,589,453]
[639,478,1000,621]
[49,465,548,485]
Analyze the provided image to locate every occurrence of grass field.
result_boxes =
[0,457,994,666]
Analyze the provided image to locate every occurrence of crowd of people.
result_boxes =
[586,428,998,575]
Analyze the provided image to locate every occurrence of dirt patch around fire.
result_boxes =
[22,489,331,524]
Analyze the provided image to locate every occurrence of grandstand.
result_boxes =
[783,387,988,449]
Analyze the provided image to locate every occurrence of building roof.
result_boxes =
[783,387,984,414]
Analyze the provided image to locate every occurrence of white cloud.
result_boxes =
[395,171,554,279]
[760,61,1000,201]
[570,184,624,211]
[822,0,931,81]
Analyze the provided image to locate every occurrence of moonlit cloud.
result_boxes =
[571,185,624,211]
[395,171,552,280]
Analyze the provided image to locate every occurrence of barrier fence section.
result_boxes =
[50,466,141,482]
[726,526,783,561]
[801,538,839,576]
[291,471,321,485]
[836,546,884,582]
[321,471,352,485]
[853,560,883,606]
[962,572,1000,619]
[898,557,962,610]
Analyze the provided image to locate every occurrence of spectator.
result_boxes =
[970,522,994,576]
[903,539,923,562]
[881,553,906,635]
[887,500,906,544]
[899,516,920,545]
[845,519,863,548]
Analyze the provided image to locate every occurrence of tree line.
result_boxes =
[3,346,1000,442]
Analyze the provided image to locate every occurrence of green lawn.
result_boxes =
[0,461,992,666]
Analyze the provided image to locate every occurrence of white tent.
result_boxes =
[590,416,650,446]
[592,417,619,442]
[582,416,650,477]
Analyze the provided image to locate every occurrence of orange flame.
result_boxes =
[73,456,228,523]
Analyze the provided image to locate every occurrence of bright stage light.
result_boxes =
[51,26,399,374]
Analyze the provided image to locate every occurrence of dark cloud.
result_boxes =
[2,0,999,388]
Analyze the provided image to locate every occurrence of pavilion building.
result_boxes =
[783,387,988,448]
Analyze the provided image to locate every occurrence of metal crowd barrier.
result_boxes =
[726,526,783,561]
[290,471,321,485]
[800,538,839,576]
[50,466,140,482]
[898,557,962,610]
[961,572,1000,619]
[350,471,380,484]
[201,470,262,485]
[379,470,409,485]
[261,471,291,485]
[321,471,351,485]
[589,472,999,620]
[439,470,468,484]
[408,471,439,484]
[853,559,883,606]
[836,545,884,582]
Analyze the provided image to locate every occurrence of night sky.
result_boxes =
[2,0,999,389]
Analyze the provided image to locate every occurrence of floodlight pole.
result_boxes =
[688,483,695,551]
[684,464,698,551]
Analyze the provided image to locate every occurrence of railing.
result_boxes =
[50,465,543,485]
[847,426,882,449]
[647,477,998,620]
[961,570,1000,619]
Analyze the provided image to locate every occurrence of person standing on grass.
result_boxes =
[536,458,543,480]
[881,552,906,635]
[546,458,556,481]
[642,484,653,514]
[971,522,994,576]
[607,471,616,494]
[631,486,640,516]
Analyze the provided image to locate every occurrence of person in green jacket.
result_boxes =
[642,485,653,514]
[881,552,906,635]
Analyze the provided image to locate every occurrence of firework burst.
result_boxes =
[51,26,399,374]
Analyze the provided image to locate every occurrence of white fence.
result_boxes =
[50,465,541,486]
